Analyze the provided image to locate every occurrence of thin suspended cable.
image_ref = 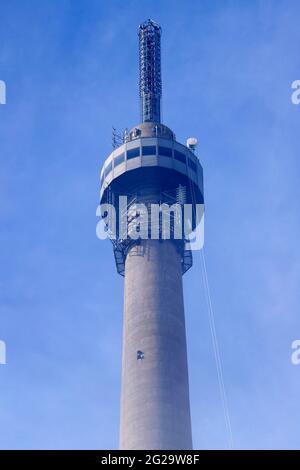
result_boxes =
[200,249,234,449]
[185,153,233,449]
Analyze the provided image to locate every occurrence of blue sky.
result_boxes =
[0,0,300,449]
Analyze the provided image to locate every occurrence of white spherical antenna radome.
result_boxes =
[186,137,198,151]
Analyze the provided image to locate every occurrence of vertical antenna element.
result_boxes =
[139,19,162,123]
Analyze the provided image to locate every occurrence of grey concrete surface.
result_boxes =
[119,239,193,450]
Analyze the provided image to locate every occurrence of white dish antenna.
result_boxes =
[186,137,198,152]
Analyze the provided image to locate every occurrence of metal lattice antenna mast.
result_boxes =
[139,19,162,123]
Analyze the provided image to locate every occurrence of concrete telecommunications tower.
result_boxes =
[99,20,204,449]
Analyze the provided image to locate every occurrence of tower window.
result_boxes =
[127,147,140,159]
[142,145,156,156]
[188,158,197,173]
[158,146,172,157]
[115,153,125,167]
[104,161,112,177]
[174,150,186,164]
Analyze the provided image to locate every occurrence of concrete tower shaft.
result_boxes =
[120,239,192,450]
